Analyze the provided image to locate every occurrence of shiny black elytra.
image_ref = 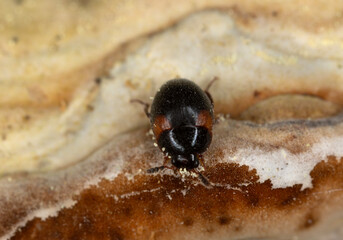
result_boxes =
[132,78,216,185]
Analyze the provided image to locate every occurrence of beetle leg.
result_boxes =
[204,76,218,105]
[147,165,164,173]
[193,169,211,186]
[147,165,174,173]
[130,99,150,118]
[194,154,211,186]
[147,155,173,173]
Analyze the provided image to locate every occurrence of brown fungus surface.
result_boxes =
[6,123,343,240]
[3,112,343,239]
[1,1,343,240]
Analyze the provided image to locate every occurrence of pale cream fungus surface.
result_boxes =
[0,2,343,240]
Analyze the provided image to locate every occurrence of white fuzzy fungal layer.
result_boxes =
[225,135,343,189]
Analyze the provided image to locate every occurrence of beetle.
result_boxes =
[132,78,216,185]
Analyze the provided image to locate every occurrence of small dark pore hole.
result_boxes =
[304,216,316,228]
[183,217,194,226]
[95,78,102,85]
[300,214,317,230]
[12,36,19,43]
[55,35,62,41]
[108,228,124,240]
[253,90,261,98]
[218,216,231,225]
[234,225,242,232]
[123,207,132,217]
[281,196,296,206]
[23,115,31,121]
[87,105,94,111]
[272,11,278,17]
[14,0,24,4]
[247,193,259,207]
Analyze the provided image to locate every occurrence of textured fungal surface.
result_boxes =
[1,1,343,240]
[4,125,343,240]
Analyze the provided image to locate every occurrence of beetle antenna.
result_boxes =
[147,166,165,173]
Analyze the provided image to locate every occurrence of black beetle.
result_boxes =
[132,78,216,185]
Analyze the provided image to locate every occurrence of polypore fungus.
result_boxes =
[1,3,343,240]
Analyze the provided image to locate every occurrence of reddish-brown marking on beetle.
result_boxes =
[195,110,213,132]
[152,115,172,141]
